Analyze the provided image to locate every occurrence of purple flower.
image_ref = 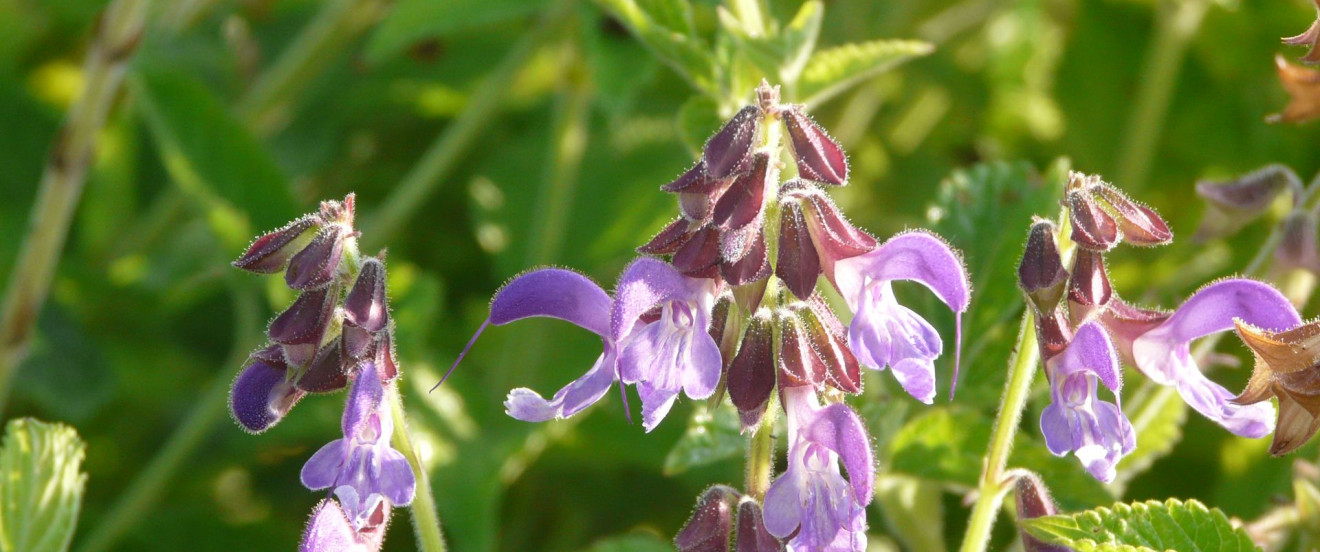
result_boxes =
[299,499,388,552]
[831,231,970,404]
[763,387,873,552]
[301,368,415,529]
[1039,322,1135,483]
[484,258,721,431]
[1128,279,1302,438]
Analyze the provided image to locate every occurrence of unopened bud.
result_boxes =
[801,185,876,274]
[675,485,741,552]
[1276,210,1320,275]
[268,288,337,346]
[775,199,822,300]
[1094,185,1172,246]
[230,354,304,433]
[286,225,346,290]
[1018,220,1068,315]
[1035,309,1073,362]
[374,328,400,382]
[1014,472,1068,552]
[781,105,848,186]
[713,153,771,231]
[1067,191,1119,251]
[1195,165,1302,240]
[345,256,389,333]
[776,308,826,389]
[720,228,771,285]
[802,300,861,394]
[704,106,761,179]
[638,218,692,255]
[672,226,722,277]
[1067,250,1112,327]
[728,310,776,430]
[734,499,783,552]
[297,337,351,393]
[232,215,319,274]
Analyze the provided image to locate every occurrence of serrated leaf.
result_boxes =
[132,68,299,240]
[1115,384,1188,487]
[799,39,934,107]
[364,0,542,62]
[1021,499,1260,552]
[676,96,722,156]
[594,0,718,95]
[887,407,1114,510]
[0,418,87,552]
[663,404,743,475]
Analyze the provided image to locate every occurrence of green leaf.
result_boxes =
[0,418,87,552]
[365,0,543,63]
[778,1,823,83]
[663,404,743,475]
[636,0,693,35]
[132,68,299,242]
[676,95,722,156]
[1021,499,1260,552]
[593,0,718,95]
[799,39,934,107]
[1115,384,1188,487]
[887,407,1114,510]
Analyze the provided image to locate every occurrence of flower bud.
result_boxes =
[776,200,822,300]
[776,308,826,388]
[297,337,351,393]
[374,327,400,382]
[1067,250,1112,327]
[1018,219,1068,315]
[639,218,692,255]
[268,288,337,346]
[713,153,771,231]
[232,215,319,274]
[720,228,771,285]
[1094,185,1172,247]
[230,354,304,433]
[734,499,783,552]
[1013,472,1068,552]
[781,105,848,186]
[1035,309,1073,362]
[662,162,718,193]
[801,186,876,275]
[803,299,861,393]
[672,226,722,277]
[675,485,741,552]
[1194,165,1302,240]
[343,324,375,360]
[728,310,776,429]
[1277,210,1320,275]
[704,106,761,179]
[1067,190,1119,251]
[345,256,389,333]
[286,225,346,290]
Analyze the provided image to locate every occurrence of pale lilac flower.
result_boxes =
[299,499,388,552]
[763,387,873,552]
[1128,279,1302,438]
[831,231,970,403]
[478,258,721,431]
[1040,322,1134,483]
[301,368,415,529]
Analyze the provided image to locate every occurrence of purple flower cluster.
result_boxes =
[230,195,415,550]
[1019,173,1303,481]
[449,82,970,551]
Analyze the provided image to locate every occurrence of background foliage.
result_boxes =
[4,0,1320,550]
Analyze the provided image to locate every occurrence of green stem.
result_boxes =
[388,382,448,552]
[0,0,150,414]
[1114,0,1208,189]
[960,312,1040,552]
[75,282,260,552]
[363,0,574,248]
[745,397,776,500]
[235,0,390,134]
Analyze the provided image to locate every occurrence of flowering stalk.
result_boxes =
[0,0,150,413]
[387,383,447,552]
[959,313,1039,552]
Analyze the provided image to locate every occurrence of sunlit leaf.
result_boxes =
[1021,499,1259,552]
[593,0,718,95]
[663,404,743,475]
[0,418,87,552]
[799,39,934,107]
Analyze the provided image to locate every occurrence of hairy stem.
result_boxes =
[1114,0,1208,189]
[388,382,448,552]
[959,312,1040,552]
[745,397,777,500]
[75,283,260,552]
[0,0,150,414]
[363,0,574,248]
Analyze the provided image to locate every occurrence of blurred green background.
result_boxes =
[4,0,1320,550]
